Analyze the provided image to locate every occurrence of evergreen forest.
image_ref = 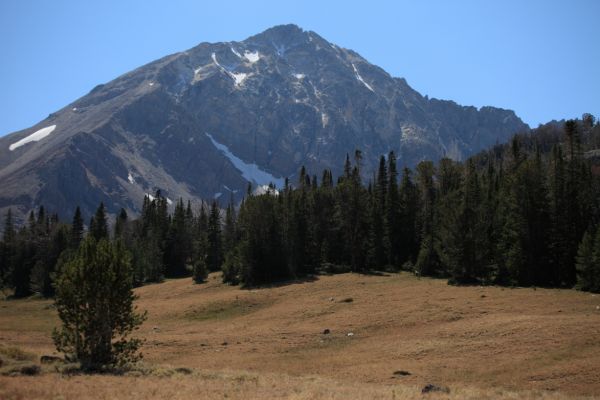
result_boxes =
[1,116,600,296]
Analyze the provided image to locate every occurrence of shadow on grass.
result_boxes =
[241,274,320,290]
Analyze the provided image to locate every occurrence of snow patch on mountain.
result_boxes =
[145,193,173,205]
[253,185,279,196]
[212,52,249,87]
[273,43,286,57]
[211,52,221,67]
[223,184,238,193]
[9,125,57,151]
[231,72,248,86]
[230,47,242,58]
[206,133,284,188]
[352,64,374,92]
[244,51,260,63]
[321,113,329,128]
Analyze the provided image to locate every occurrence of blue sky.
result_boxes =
[0,0,598,136]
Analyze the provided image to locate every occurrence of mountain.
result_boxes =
[0,24,528,222]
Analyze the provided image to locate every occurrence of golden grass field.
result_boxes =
[1,272,599,399]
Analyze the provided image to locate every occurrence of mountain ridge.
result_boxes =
[0,24,528,223]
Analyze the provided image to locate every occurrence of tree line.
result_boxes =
[1,115,600,296]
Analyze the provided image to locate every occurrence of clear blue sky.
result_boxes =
[1,0,598,136]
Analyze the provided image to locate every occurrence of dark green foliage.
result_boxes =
[222,197,237,256]
[368,156,387,268]
[164,199,190,277]
[192,235,209,284]
[52,237,146,370]
[207,201,223,272]
[0,209,16,288]
[398,168,419,265]
[236,191,288,286]
[70,206,84,249]
[2,115,600,296]
[415,161,439,276]
[576,228,600,292]
[89,202,108,241]
[221,246,242,285]
[385,152,402,267]
[30,223,69,297]
[114,208,128,238]
[440,160,486,284]
[130,233,164,285]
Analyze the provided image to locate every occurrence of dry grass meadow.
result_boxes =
[1,272,599,399]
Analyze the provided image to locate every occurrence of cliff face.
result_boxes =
[0,24,528,222]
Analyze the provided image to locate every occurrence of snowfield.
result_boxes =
[212,52,249,87]
[352,64,374,92]
[9,125,57,151]
[206,133,284,188]
[244,51,260,63]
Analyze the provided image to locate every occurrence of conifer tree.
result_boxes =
[31,222,69,297]
[385,152,401,267]
[70,206,84,249]
[114,208,128,238]
[576,229,596,291]
[164,199,188,277]
[89,202,109,241]
[415,161,439,275]
[398,167,418,265]
[11,210,39,297]
[192,233,209,283]
[0,209,16,288]
[207,200,223,271]
[368,156,387,268]
[443,159,484,284]
[53,237,146,370]
[222,196,237,257]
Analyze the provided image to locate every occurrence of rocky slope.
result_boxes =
[0,24,528,222]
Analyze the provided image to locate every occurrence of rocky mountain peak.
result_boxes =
[0,25,529,224]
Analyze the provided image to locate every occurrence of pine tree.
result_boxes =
[114,208,128,238]
[335,156,369,272]
[0,209,16,288]
[415,161,439,276]
[398,167,418,266]
[207,200,223,271]
[367,156,388,268]
[385,152,401,267]
[192,233,209,283]
[222,197,237,256]
[89,202,109,241]
[562,120,587,286]
[237,193,288,285]
[575,229,596,291]
[31,223,69,297]
[11,211,39,298]
[70,206,84,249]
[164,199,188,277]
[443,159,483,284]
[53,237,146,370]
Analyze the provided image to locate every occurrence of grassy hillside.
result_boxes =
[1,272,599,399]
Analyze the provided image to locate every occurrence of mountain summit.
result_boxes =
[0,24,528,221]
